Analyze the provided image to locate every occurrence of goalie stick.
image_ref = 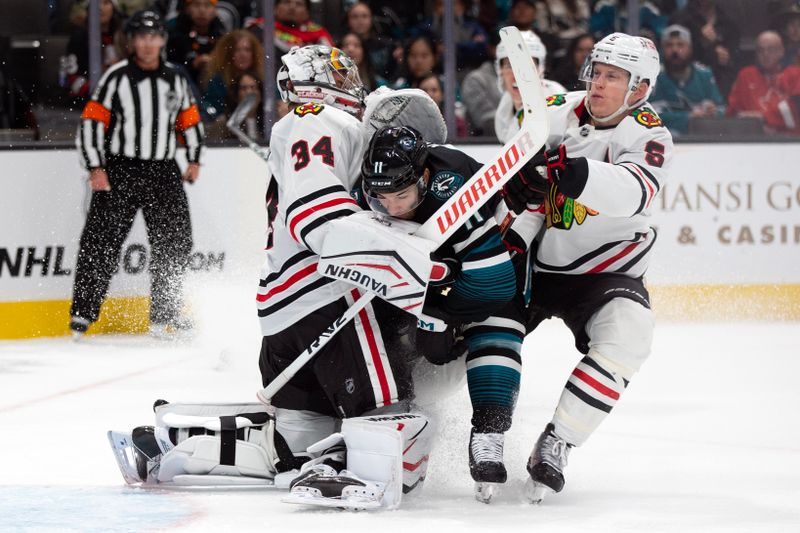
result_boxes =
[226,92,271,162]
[257,26,550,406]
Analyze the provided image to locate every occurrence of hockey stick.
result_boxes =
[226,92,271,162]
[257,26,550,405]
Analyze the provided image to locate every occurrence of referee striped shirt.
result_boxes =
[77,58,203,169]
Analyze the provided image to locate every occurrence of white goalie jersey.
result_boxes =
[258,103,365,335]
[509,91,673,278]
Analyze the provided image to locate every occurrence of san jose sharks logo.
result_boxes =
[430,171,464,200]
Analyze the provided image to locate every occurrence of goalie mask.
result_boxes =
[361,126,428,217]
[578,32,660,123]
[277,45,366,116]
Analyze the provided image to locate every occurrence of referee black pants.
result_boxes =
[70,157,193,326]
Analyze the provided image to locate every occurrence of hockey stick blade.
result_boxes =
[257,26,549,405]
[226,92,258,130]
[226,92,271,162]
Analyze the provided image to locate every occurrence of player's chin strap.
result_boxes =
[585,88,646,124]
[256,25,551,410]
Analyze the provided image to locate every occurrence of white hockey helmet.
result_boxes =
[495,30,547,83]
[277,45,366,116]
[579,32,661,122]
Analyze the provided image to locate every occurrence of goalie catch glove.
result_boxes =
[502,149,548,214]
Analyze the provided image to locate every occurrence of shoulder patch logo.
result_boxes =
[430,171,464,200]
[546,94,567,107]
[294,102,324,117]
[632,107,663,129]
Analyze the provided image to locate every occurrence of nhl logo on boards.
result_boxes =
[431,171,464,200]
[294,102,324,117]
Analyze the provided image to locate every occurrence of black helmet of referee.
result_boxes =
[125,10,166,38]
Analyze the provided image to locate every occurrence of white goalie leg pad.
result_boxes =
[318,212,443,316]
[343,413,434,508]
[151,402,279,485]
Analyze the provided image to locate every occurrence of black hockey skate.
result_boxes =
[283,464,384,510]
[469,429,507,503]
[525,423,572,504]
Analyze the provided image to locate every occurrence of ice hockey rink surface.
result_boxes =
[1,285,798,532]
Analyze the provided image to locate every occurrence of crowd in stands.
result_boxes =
[3,0,800,141]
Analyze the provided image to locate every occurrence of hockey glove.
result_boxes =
[502,152,548,215]
[429,253,460,287]
[544,144,589,199]
[502,226,528,258]
[415,309,466,365]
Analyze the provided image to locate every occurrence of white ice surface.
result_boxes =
[1,284,799,532]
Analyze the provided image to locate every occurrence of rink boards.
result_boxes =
[1,143,798,339]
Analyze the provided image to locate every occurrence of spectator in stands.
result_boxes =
[201,30,264,120]
[60,0,125,102]
[418,73,468,137]
[205,71,264,140]
[590,0,668,43]
[535,0,590,54]
[552,32,594,91]
[412,0,490,74]
[345,1,399,80]
[727,30,800,135]
[340,32,387,92]
[670,0,739,96]
[507,0,542,33]
[0,63,38,138]
[780,3,800,67]
[394,36,438,89]
[650,24,724,135]
[167,0,226,86]
[247,0,334,59]
[461,31,502,136]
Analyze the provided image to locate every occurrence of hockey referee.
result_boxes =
[69,10,204,338]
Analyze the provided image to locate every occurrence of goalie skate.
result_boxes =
[108,430,148,485]
[282,465,384,511]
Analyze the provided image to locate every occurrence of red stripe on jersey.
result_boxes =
[403,302,422,311]
[288,197,357,242]
[256,263,317,302]
[624,163,655,208]
[572,368,620,400]
[586,240,641,273]
[352,289,392,405]
[403,456,429,472]
[349,263,402,279]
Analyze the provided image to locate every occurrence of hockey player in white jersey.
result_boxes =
[500,32,673,503]
[107,45,437,511]
[495,30,566,144]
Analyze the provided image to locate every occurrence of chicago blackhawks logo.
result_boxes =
[546,94,567,107]
[632,107,663,129]
[430,171,464,200]
[293,102,324,117]
[545,183,598,230]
